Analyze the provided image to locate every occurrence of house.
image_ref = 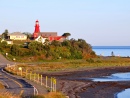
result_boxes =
[35,35,47,44]
[39,32,66,42]
[1,39,13,44]
[8,32,27,40]
[39,32,57,37]
[48,36,66,42]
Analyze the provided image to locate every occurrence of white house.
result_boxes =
[8,32,27,40]
[35,35,47,44]
[1,39,13,44]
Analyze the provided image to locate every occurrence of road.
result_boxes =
[0,54,14,66]
[0,54,35,97]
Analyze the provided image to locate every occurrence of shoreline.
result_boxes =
[42,66,130,98]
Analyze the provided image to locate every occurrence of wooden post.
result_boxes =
[34,73,36,82]
[18,67,22,76]
[51,77,52,92]
[26,69,28,78]
[21,68,22,76]
[30,72,32,80]
[53,78,55,92]
[46,76,48,88]
[37,74,39,83]
[41,75,42,85]
[55,78,56,92]
[52,78,56,92]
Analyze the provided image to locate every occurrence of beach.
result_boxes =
[42,66,130,98]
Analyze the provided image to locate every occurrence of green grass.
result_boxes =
[0,92,20,98]
[6,56,130,74]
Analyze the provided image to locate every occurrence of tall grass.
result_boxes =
[0,92,65,98]
[11,57,130,73]
[5,57,130,76]
[0,92,20,98]
[0,82,5,89]
[44,92,66,98]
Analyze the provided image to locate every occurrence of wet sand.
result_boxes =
[42,66,130,98]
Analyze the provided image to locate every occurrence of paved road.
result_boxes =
[0,54,36,97]
[0,68,34,97]
[0,54,14,66]
[0,54,48,96]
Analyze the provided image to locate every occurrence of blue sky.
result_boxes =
[0,0,130,46]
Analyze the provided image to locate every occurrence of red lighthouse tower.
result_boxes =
[33,20,40,38]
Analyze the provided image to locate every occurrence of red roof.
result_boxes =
[49,36,65,41]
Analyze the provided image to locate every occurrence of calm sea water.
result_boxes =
[91,46,130,98]
[92,46,130,57]
[91,72,130,98]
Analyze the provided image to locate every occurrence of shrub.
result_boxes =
[86,58,94,63]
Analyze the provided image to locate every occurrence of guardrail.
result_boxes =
[5,64,57,92]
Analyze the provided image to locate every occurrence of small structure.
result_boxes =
[35,35,47,44]
[8,32,27,40]
[1,39,13,44]
[111,51,115,57]
[0,35,2,39]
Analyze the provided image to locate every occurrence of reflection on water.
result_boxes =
[91,72,130,98]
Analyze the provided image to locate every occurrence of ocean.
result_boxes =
[92,46,130,57]
[92,46,130,98]
[91,72,130,98]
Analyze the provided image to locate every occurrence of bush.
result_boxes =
[86,58,94,63]
[96,60,102,63]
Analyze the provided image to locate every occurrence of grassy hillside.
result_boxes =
[0,39,96,62]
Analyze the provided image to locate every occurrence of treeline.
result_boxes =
[0,39,96,61]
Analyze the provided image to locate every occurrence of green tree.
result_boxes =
[70,47,82,59]
[22,32,32,40]
[2,29,9,39]
[61,40,71,47]
[62,32,71,40]
[28,41,44,55]
[10,44,24,56]
[51,40,61,47]
[43,44,51,58]
[0,41,7,48]
[0,41,8,52]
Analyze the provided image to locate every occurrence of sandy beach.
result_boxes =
[42,66,130,98]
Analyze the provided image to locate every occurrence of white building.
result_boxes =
[35,35,47,44]
[8,32,27,40]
